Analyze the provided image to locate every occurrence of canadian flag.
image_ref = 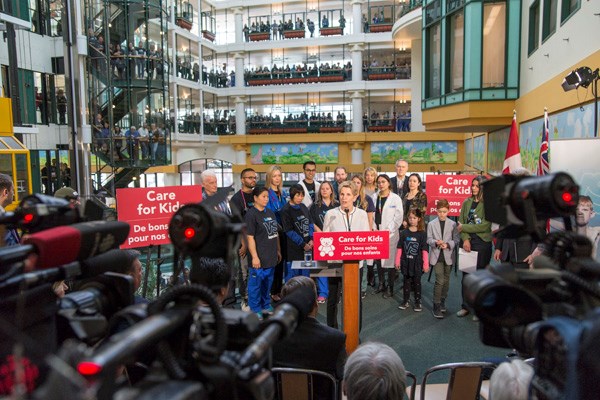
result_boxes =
[502,113,523,174]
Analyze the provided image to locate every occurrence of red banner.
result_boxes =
[117,186,203,248]
[426,175,477,216]
[313,231,389,261]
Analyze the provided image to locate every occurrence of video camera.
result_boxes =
[0,187,309,400]
[464,172,600,399]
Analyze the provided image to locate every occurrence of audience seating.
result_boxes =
[405,371,417,400]
[271,367,338,400]
[416,361,496,400]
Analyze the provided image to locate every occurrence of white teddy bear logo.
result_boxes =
[318,237,335,257]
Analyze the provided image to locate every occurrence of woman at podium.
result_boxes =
[323,181,370,329]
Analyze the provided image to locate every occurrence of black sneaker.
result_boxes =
[432,304,443,319]
[413,302,423,312]
[398,301,410,310]
[440,299,447,313]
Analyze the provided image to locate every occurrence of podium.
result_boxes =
[291,260,361,353]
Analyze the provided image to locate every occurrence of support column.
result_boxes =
[234,52,245,88]
[172,82,179,134]
[351,0,364,34]
[235,144,247,165]
[349,142,364,165]
[410,39,423,131]
[350,91,364,133]
[235,96,246,135]
[350,43,364,82]
[232,7,244,44]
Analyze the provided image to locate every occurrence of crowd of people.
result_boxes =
[242,14,347,42]
[245,62,352,84]
[91,113,169,164]
[88,29,168,81]
[362,110,412,131]
[246,112,348,132]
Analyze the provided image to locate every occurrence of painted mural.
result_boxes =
[472,135,486,171]
[465,138,473,167]
[487,127,510,175]
[519,103,597,173]
[249,143,339,164]
[370,142,458,164]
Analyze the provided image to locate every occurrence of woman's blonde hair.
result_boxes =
[338,180,358,197]
[351,174,368,211]
[265,165,283,193]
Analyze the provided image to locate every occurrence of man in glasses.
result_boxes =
[298,160,320,208]
[230,168,257,311]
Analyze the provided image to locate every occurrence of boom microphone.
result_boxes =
[238,285,315,367]
[22,221,130,269]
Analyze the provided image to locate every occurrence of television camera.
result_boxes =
[0,188,311,400]
[464,172,600,399]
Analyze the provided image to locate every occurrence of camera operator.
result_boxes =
[189,257,232,305]
[53,186,81,207]
[124,249,148,304]
[0,173,19,246]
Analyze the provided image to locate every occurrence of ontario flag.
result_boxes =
[502,112,522,174]
[537,109,550,176]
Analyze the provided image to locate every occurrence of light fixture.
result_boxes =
[562,66,599,92]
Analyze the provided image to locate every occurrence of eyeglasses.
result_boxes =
[243,176,257,180]
[304,169,316,172]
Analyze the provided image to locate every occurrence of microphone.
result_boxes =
[238,285,315,368]
[22,221,130,269]
[344,208,351,232]
[0,249,132,292]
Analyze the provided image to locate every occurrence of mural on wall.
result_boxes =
[472,135,486,171]
[487,127,511,175]
[519,103,597,173]
[250,143,338,165]
[465,138,473,167]
[370,142,458,164]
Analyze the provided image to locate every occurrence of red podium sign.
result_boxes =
[426,174,477,216]
[117,185,203,248]
[313,231,390,260]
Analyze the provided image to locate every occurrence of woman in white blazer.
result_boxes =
[371,174,404,298]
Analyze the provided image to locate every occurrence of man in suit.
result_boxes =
[390,159,409,198]
[272,276,347,400]
[426,199,459,318]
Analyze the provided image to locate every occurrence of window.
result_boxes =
[561,0,579,23]
[542,0,557,41]
[426,23,441,97]
[528,1,540,54]
[482,2,505,88]
[448,11,464,92]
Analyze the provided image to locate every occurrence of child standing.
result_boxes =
[281,184,314,281]
[427,199,459,318]
[395,208,429,312]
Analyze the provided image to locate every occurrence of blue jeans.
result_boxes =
[317,277,329,298]
[248,266,275,313]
